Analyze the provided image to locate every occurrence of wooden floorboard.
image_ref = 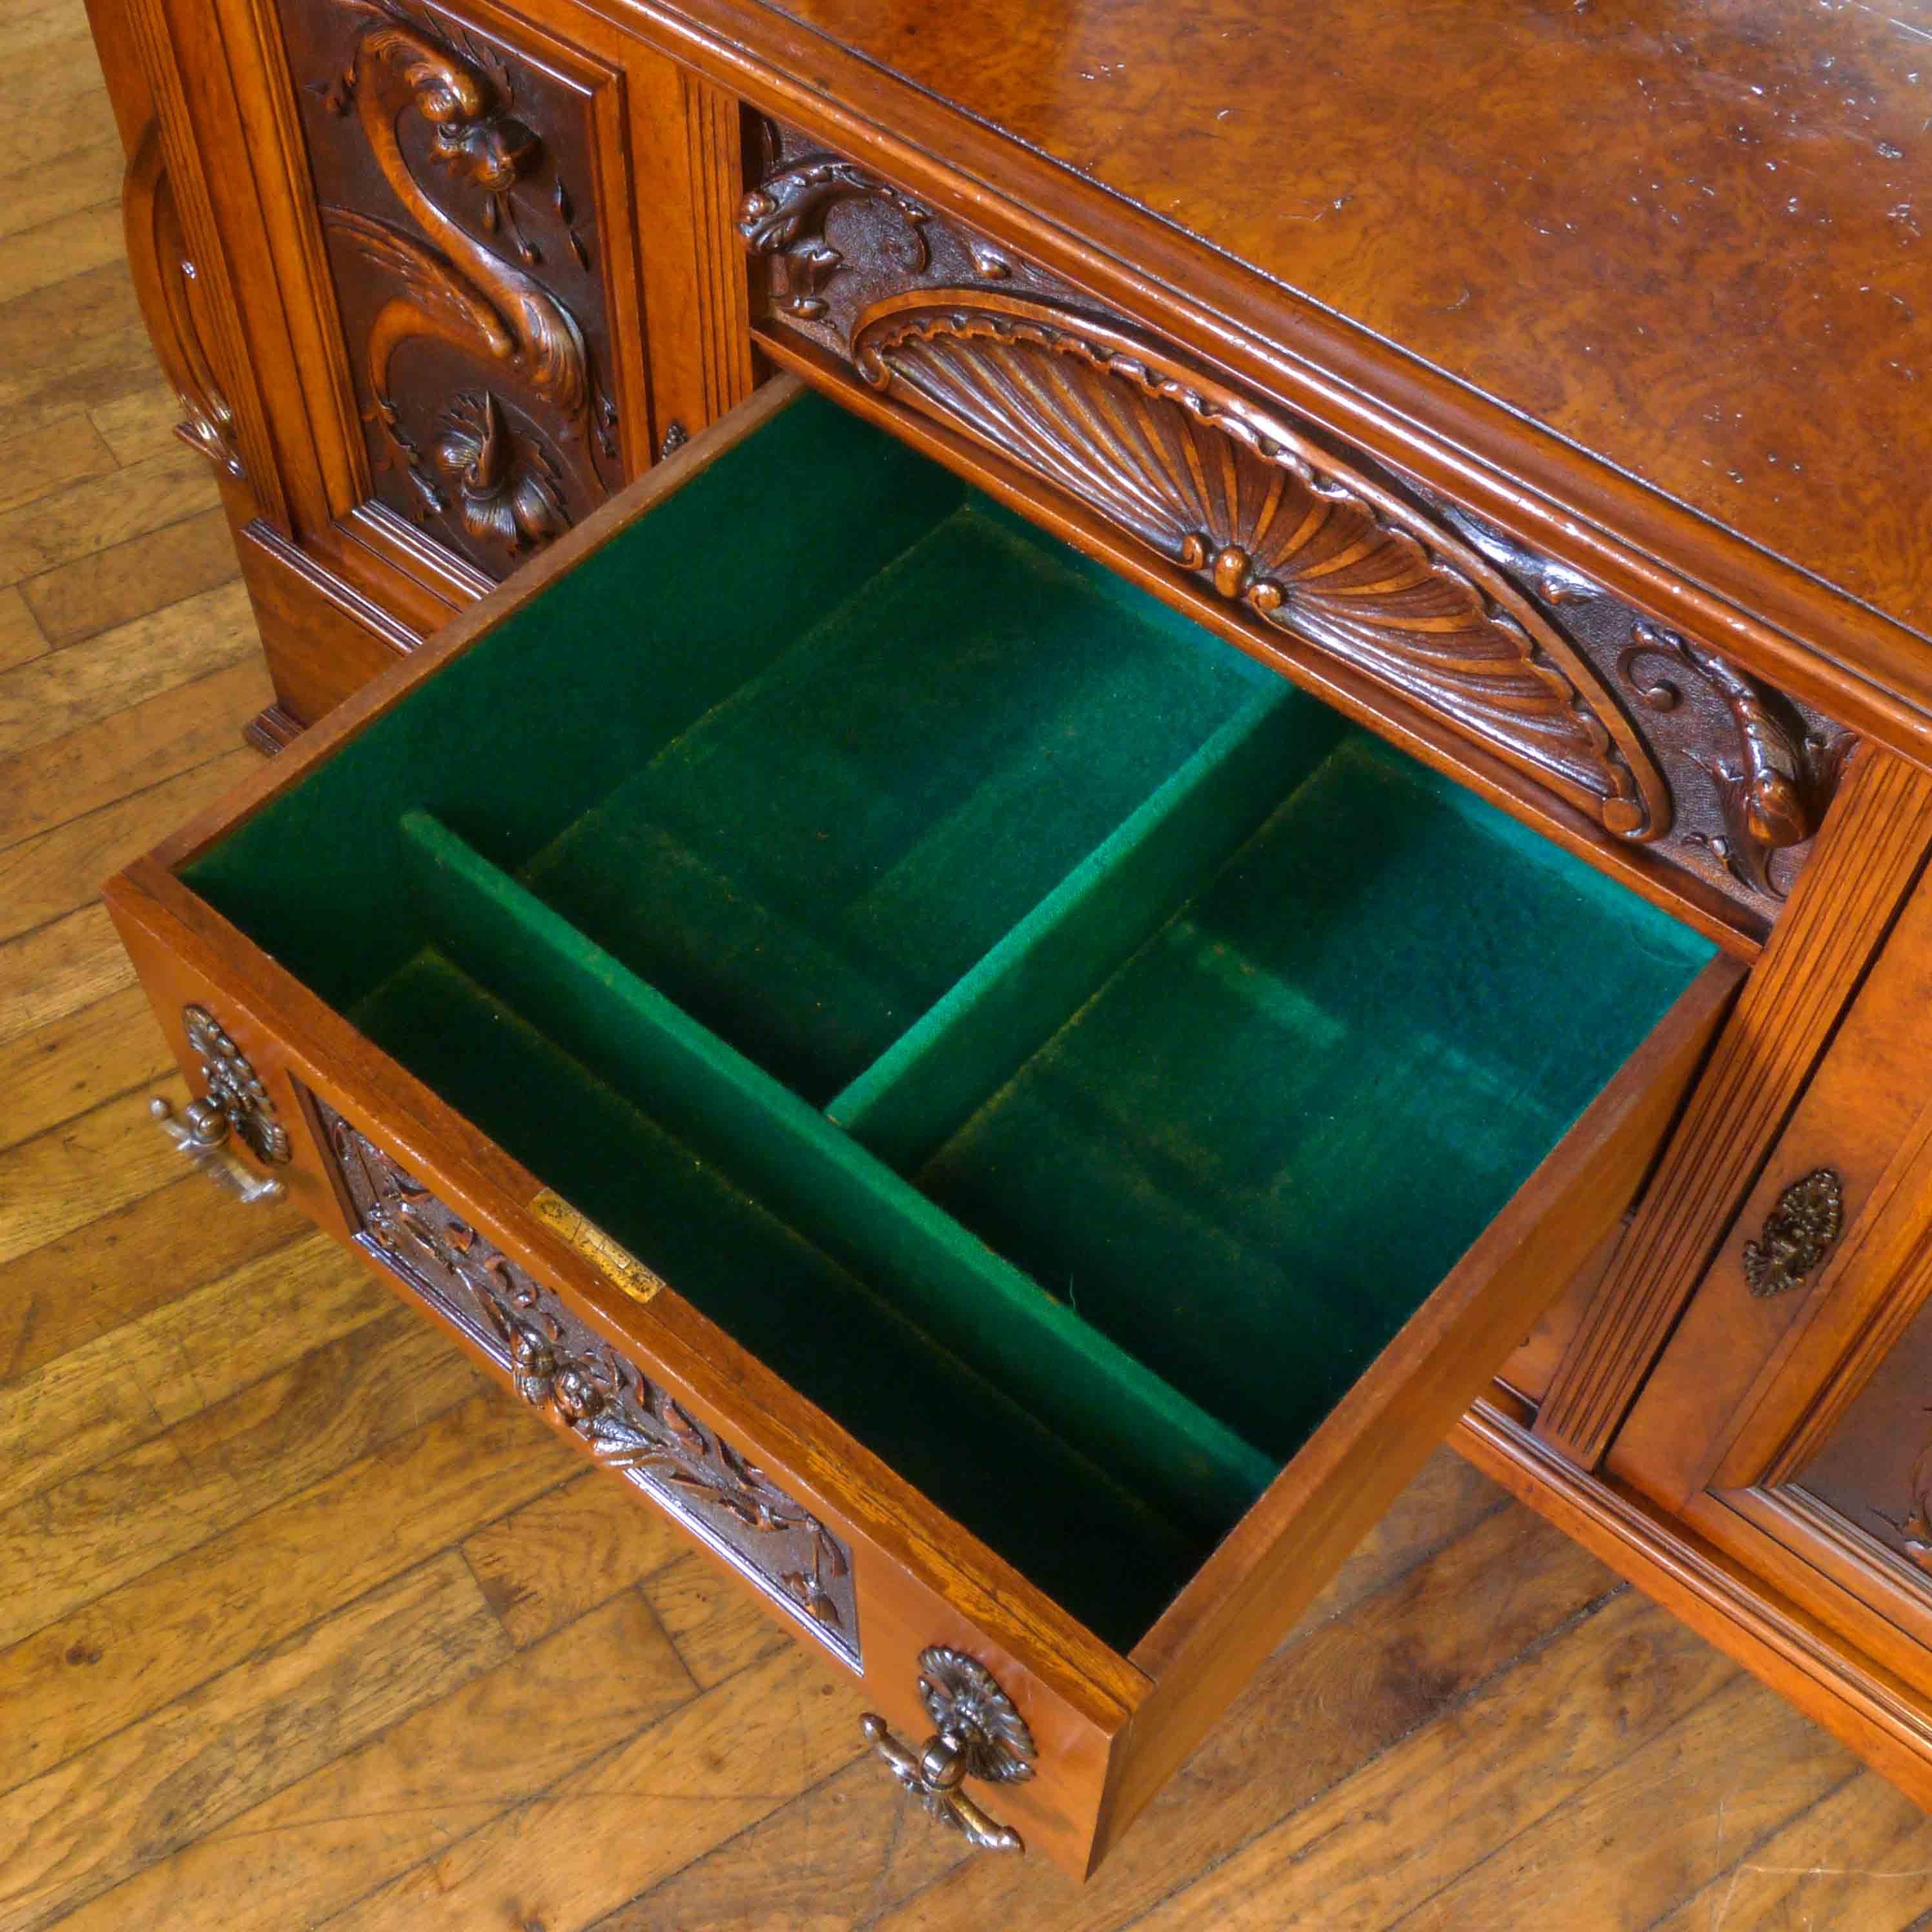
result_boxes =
[9,13,1932,1925]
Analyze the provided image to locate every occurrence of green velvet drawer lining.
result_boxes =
[348,951,1211,1652]
[396,808,1278,1540]
[827,689,1346,1171]
[175,388,1721,1650]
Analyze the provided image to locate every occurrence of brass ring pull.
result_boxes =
[149,1096,287,1204]
[861,1647,1036,1855]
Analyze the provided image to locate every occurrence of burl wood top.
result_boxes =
[769,0,1932,640]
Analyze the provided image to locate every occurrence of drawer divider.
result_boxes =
[393,807,1279,1534]
[826,688,1342,1171]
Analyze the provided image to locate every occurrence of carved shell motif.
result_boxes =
[852,292,1670,842]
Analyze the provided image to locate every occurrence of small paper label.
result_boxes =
[529,1189,664,1306]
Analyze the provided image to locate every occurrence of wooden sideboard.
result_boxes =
[90,0,1932,1879]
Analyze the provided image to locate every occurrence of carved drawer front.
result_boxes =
[740,122,1853,949]
[318,1094,863,1665]
[107,377,1752,1878]
[277,0,632,577]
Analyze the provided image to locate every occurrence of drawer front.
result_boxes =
[104,855,1129,1876]
[739,121,1853,951]
[315,1094,864,1669]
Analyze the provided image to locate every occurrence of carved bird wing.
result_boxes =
[324,206,515,390]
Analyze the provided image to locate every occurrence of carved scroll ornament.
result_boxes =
[739,130,1856,925]
[850,291,1669,842]
[1619,622,1853,901]
[318,1100,860,1663]
[122,127,246,481]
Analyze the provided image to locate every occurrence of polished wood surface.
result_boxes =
[753,0,1932,641]
[34,0,1932,1911]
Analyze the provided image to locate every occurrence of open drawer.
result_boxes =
[106,378,1741,1878]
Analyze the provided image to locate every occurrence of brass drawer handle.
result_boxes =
[861,1646,1035,1855]
[149,1096,287,1204]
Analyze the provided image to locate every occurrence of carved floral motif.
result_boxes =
[318,1100,860,1663]
[427,390,568,553]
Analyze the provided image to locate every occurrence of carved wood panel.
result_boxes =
[316,1096,863,1667]
[277,0,628,577]
[741,121,1854,932]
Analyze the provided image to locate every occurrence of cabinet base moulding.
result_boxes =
[1459,1393,1932,1812]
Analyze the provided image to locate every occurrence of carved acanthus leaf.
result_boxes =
[428,390,568,555]
[737,156,932,319]
[1619,622,1853,899]
[851,292,1669,841]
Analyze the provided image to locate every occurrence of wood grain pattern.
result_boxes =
[710,0,1932,652]
[1536,746,1932,1468]
[30,16,1932,1917]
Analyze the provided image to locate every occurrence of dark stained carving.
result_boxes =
[737,155,932,319]
[427,389,568,556]
[850,290,1669,842]
[1436,500,1855,923]
[1742,1169,1845,1299]
[317,1098,861,1664]
[182,1004,290,1166]
[284,0,622,575]
[1619,622,1856,901]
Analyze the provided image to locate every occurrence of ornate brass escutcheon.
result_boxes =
[1742,1168,1844,1297]
[860,1646,1036,1854]
[147,1003,291,1204]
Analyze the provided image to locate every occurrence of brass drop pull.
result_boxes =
[150,1096,287,1204]
[147,1003,293,1206]
[861,1647,1036,1855]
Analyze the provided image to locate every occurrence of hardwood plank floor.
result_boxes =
[8,14,1932,1926]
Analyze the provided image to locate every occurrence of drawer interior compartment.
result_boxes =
[182,391,1718,1652]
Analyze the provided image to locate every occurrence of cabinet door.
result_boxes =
[1609,858,1932,1790]
[120,0,753,713]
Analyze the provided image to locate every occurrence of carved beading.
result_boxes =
[316,1098,860,1665]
